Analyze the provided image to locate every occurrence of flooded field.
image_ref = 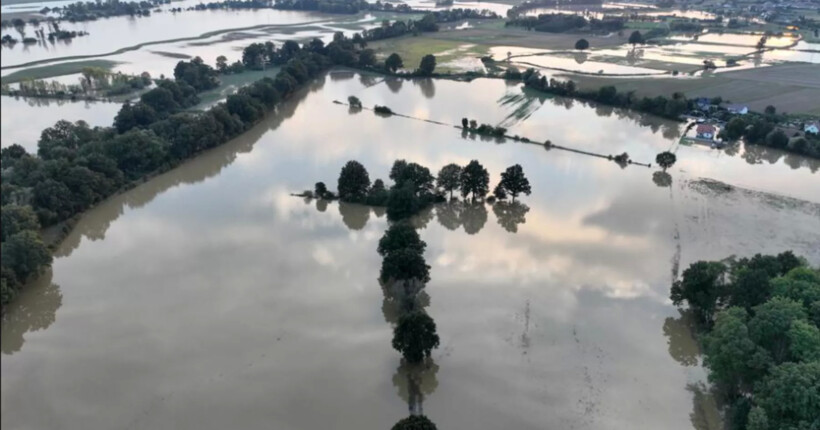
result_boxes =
[0,95,121,153]
[2,73,818,430]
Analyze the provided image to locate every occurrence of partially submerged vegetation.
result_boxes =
[671,253,820,430]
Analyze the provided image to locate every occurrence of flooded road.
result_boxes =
[1,73,818,430]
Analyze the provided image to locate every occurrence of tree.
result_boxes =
[358,48,376,67]
[347,95,362,108]
[459,160,489,202]
[417,54,436,76]
[495,164,531,202]
[628,30,644,46]
[1,205,40,241]
[746,407,769,430]
[787,320,820,362]
[724,117,746,140]
[385,53,403,73]
[314,182,327,198]
[754,362,820,429]
[386,183,421,221]
[764,105,776,116]
[765,129,788,149]
[391,415,438,430]
[461,118,468,128]
[38,119,95,160]
[392,311,440,363]
[436,163,462,200]
[0,230,52,283]
[216,55,228,73]
[390,160,434,197]
[367,179,389,206]
[756,36,767,51]
[575,38,589,50]
[748,297,807,363]
[381,248,431,284]
[729,268,773,311]
[337,160,371,203]
[702,307,762,391]
[670,261,727,323]
[655,151,677,171]
[378,222,426,257]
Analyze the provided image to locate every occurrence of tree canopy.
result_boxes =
[460,160,489,202]
[436,163,462,200]
[417,54,436,76]
[337,160,371,202]
[495,164,531,201]
[392,311,440,363]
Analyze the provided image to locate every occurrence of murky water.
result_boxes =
[2,73,819,430]
[0,95,121,153]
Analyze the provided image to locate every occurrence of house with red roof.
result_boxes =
[696,124,716,140]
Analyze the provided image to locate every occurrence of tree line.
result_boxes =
[721,112,820,159]
[508,67,690,120]
[506,13,625,33]
[308,159,531,221]
[0,32,370,308]
[671,253,819,430]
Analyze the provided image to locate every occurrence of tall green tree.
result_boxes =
[391,415,437,430]
[436,163,462,200]
[1,230,52,283]
[748,297,807,363]
[459,160,489,202]
[378,222,426,257]
[628,30,644,45]
[337,160,371,202]
[495,164,531,202]
[381,247,430,284]
[385,53,403,73]
[417,54,436,76]
[392,311,440,363]
[670,261,727,323]
[655,151,677,171]
[1,205,40,241]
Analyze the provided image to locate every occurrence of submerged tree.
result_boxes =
[391,415,438,430]
[392,311,440,363]
[381,248,431,284]
[574,38,589,50]
[628,30,644,46]
[436,163,462,200]
[337,160,371,202]
[655,151,677,171]
[459,160,489,202]
[495,164,531,202]
[378,222,426,257]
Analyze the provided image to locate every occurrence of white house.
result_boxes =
[726,104,749,115]
[805,123,819,135]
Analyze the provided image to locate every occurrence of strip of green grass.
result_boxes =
[1,60,119,84]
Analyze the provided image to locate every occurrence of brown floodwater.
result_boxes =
[2,72,819,430]
[0,95,122,153]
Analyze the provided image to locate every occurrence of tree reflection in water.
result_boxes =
[652,171,673,188]
[460,202,488,235]
[392,358,440,416]
[338,201,370,230]
[381,280,430,325]
[492,201,530,233]
[662,309,700,367]
[1,269,62,355]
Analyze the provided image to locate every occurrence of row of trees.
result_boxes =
[670,253,819,430]
[0,33,369,308]
[511,67,690,120]
[506,13,625,33]
[328,159,531,221]
[460,118,507,138]
[721,115,820,159]
[47,0,166,22]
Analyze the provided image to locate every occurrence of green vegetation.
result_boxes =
[391,415,438,430]
[1,60,119,85]
[720,114,820,159]
[575,38,589,50]
[655,151,677,171]
[494,164,531,202]
[671,253,819,430]
[506,13,624,34]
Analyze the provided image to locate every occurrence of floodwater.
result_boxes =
[668,32,798,48]
[512,53,667,75]
[0,4,332,68]
[2,72,819,430]
[0,95,121,153]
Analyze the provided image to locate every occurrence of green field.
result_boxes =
[368,35,489,73]
[1,60,119,84]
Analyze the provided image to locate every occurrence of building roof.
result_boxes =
[697,124,716,134]
[726,104,748,111]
